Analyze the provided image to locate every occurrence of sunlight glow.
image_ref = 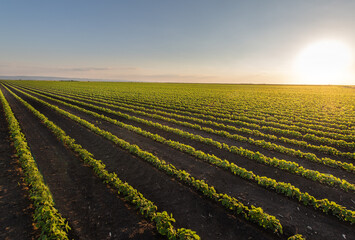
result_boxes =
[293,40,353,85]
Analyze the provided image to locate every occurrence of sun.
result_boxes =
[293,40,353,85]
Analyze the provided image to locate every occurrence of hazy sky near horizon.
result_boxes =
[1,0,355,84]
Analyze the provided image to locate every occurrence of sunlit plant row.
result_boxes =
[16,84,355,162]
[65,83,353,128]
[19,82,354,137]
[62,90,354,165]
[10,80,354,130]
[14,84,354,192]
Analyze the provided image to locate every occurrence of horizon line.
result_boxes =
[0,75,354,86]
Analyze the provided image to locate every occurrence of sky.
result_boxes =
[1,0,355,84]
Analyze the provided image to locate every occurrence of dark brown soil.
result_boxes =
[5,85,355,240]
[0,103,36,240]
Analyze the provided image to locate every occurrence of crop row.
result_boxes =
[95,95,353,131]
[19,83,354,137]
[114,91,354,129]
[0,88,70,239]
[60,85,352,130]
[14,84,355,224]
[14,84,355,161]
[104,98,355,147]
[2,84,203,240]
[81,93,354,142]
[10,81,352,133]
[71,93,354,157]
[4,84,296,237]
[11,84,355,192]
[41,87,355,169]
[96,95,355,141]
[11,84,355,172]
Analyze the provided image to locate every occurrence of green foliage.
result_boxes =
[288,234,306,240]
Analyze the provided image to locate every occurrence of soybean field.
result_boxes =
[0,80,354,240]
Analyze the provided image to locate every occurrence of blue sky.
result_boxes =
[1,0,355,83]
